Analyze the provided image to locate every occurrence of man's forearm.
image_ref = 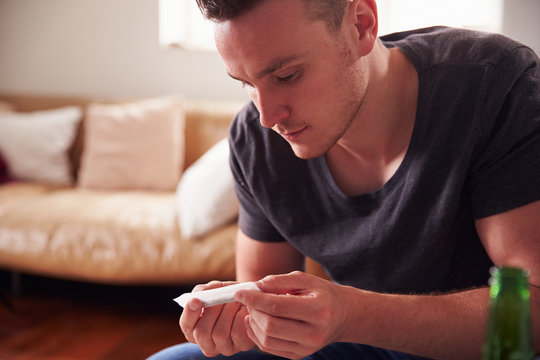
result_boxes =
[339,286,493,360]
[239,271,539,359]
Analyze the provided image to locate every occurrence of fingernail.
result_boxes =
[188,301,200,312]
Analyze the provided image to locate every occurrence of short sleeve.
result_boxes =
[468,46,540,218]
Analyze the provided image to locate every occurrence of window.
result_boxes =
[159,0,215,51]
[377,0,503,36]
[159,0,503,51]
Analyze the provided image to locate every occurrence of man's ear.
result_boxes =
[345,0,378,56]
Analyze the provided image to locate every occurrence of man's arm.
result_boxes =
[476,199,540,351]
[353,199,538,358]
[236,200,540,360]
[236,228,305,281]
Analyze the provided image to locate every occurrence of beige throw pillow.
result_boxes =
[78,97,185,191]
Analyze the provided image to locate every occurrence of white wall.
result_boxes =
[0,0,248,101]
[0,0,538,101]
[501,0,540,55]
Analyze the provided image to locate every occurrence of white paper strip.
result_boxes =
[173,282,260,308]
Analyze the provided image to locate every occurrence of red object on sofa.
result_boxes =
[0,151,12,184]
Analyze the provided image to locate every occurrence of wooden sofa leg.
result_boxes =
[11,270,22,297]
[0,271,20,311]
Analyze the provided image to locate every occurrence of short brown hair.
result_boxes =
[195,0,349,31]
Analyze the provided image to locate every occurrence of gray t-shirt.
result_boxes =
[229,27,540,294]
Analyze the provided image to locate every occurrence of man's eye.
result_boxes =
[241,81,254,88]
[276,72,299,83]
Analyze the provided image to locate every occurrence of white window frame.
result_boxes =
[159,0,503,51]
[377,0,503,36]
[159,0,216,51]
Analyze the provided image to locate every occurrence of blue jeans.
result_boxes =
[147,342,429,360]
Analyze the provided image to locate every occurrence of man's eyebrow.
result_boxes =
[255,54,303,79]
[227,53,304,82]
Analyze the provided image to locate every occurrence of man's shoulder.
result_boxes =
[381,26,537,72]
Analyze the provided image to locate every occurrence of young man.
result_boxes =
[149,0,540,359]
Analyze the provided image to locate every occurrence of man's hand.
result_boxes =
[235,271,348,359]
[179,281,256,357]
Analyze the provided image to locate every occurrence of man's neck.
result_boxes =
[325,41,418,195]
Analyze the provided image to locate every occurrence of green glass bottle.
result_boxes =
[483,266,534,360]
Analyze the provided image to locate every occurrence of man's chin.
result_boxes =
[289,143,325,160]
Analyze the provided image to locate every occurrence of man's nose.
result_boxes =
[253,89,290,129]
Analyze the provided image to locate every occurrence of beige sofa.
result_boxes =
[0,93,245,285]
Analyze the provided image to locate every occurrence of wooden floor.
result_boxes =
[0,270,191,360]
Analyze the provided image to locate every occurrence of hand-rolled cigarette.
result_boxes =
[173,281,260,308]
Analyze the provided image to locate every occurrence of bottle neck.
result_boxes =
[489,266,530,299]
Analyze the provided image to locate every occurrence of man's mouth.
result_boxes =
[277,126,307,142]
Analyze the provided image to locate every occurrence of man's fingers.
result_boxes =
[256,271,317,294]
[211,302,241,356]
[231,306,255,351]
[193,280,237,292]
[178,280,258,357]
[248,307,309,342]
[191,304,225,356]
[235,288,315,322]
[244,314,306,359]
[180,280,239,345]
[179,298,203,343]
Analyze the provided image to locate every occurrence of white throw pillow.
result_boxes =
[0,107,82,185]
[176,138,239,239]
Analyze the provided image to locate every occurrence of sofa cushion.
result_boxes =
[0,106,82,185]
[0,100,15,113]
[0,182,237,284]
[78,96,185,191]
[176,138,239,239]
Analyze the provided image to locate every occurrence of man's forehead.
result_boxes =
[213,0,333,81]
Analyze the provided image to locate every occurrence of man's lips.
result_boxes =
[277,126,307,142]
